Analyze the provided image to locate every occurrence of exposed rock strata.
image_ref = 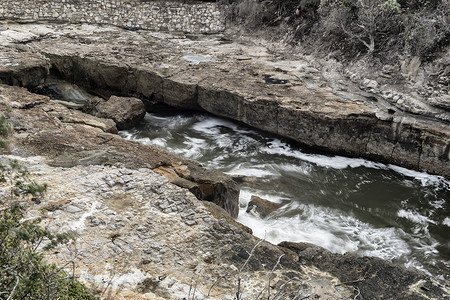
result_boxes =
[0,84,239,218]
[1,23,447,177]
[0,48,50,88]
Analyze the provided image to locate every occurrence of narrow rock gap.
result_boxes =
[1,48,448,177]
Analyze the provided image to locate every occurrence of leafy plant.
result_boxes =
[0,161,97,299]
[0,108,12,150]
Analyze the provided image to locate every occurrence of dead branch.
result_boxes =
[207,270,231,297]
[236,236,266,300]
[268,254,285,299]
[7,275,20,300]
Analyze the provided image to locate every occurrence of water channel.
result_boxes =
[35,79,449,279]
[120,106,450,279]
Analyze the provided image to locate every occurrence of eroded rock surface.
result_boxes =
[279,242,450,300]
[0,84,239,218]
[0,22,448,176]
[0,155,357,300]
[84,95,146,130]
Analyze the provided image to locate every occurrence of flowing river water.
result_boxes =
[120,106,450,279]
[35,79,449,279]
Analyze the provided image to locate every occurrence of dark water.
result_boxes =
[121,108,450,279]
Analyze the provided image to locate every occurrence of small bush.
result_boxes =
[314,0,449,59]
[0,161,97,300]
[0,109,12,149]
[318,0,403,54]
[402,3,449,58]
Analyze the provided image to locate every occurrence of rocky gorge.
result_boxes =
[0,12,449,300]
[1,21,448,177]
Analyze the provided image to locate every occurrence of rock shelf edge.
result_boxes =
[0,22,448,177]
[46,53,450,178]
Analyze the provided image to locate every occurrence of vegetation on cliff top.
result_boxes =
[0,109,12,150]
[224,0,449,61]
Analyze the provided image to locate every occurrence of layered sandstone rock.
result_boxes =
[0,84,239,218]
[1,23,447,177]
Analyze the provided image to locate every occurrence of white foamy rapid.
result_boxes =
[261,138,386,170]
[388,165,450,187]
[121,112,450,278]
[443,217,450,227]
[237,189,411,260]
[397,209,437,226]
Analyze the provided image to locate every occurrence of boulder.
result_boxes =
[246,195,284,218]
[85,95,146,130]
[153,162,240,218]
[82,96,105,114]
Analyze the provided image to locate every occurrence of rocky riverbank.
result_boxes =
[1,21,449,299]
[0,83,352,299]
[0,22,449,177]
[1,86,448,299]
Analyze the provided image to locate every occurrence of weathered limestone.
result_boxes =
[0,49,50,88]
[49,102,118,133]
[0,84,239,218]
[279,242,449,300]
[2,155,357,299]
[1,23,448,177]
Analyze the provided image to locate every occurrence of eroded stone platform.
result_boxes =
[1,22,448,177]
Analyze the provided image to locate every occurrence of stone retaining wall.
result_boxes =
[0,0,225,33]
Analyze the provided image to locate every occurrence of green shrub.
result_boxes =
[0,109,12,150]
[0,161,97,300]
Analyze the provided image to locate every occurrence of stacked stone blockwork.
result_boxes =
[0,0,225,33]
